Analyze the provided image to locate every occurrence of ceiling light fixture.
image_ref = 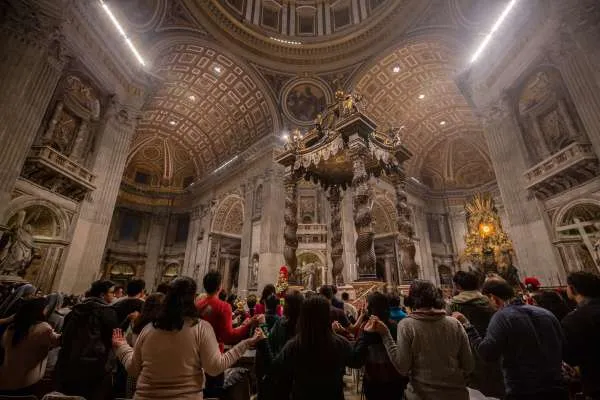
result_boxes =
[169,120,177,126]
[418,94,425,100]
[392,65,401,73]
[440,121,447,126]
[99,0,146,66]
[188,95,196,101]
[213,155,238,174]
[269,37,302,45]
[213,66,222,74]
[470,0,519,63]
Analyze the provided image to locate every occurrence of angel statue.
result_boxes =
[0,210,37,277]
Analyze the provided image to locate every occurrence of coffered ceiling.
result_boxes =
[353,40,494,190]
[107,0,513,193]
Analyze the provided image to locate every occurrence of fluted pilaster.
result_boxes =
[0,1,68,219]
[550,34,600,159]
[479,96,561,282]
[56,101,140,293]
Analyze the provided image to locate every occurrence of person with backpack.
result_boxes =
[55,280,119,400]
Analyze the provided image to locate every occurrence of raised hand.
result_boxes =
[112,328,127,348]
[364,316,389,335]
[248,327,267,345]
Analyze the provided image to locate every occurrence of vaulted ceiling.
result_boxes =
[108,0,516,193]
[354,40,495,190]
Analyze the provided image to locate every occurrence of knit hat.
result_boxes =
[524,277,541,291]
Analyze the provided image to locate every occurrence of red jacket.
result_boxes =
[196,295,251,352]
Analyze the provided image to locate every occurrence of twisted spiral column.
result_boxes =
[351,148,376,279]
[328,185,344,284]
[283,171,299,277]
[392,175,418,281]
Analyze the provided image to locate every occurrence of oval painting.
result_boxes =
[285,83,327,123]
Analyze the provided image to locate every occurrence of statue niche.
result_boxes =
[517,68,587,164]
[40,75,101,163]
[0,204,68,292]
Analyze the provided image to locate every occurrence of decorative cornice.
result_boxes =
[186,0,431,72]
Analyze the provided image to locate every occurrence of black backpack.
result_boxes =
[56,301,115,383]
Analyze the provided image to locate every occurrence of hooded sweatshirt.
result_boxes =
[447,291,504,398]
[447,291,495,336]
[382,309,473,400]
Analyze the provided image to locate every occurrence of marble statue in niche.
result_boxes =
[248,253,259,289]
[0,210,36,277]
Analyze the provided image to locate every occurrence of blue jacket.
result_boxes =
[389,307,407,323]
[465,302,565,396]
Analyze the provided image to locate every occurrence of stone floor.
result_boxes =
[343,372,362,400]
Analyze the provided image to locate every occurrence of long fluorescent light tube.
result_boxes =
[100,0,146,66]
[213,156,238,174]
[470,0,518,63]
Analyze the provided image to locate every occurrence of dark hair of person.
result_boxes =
[203,270,222,295]
[126,279,146,297]
[156,282,170,295]
[332,285,338,295]
[10,297,47,346]
[407,280,443,309]
[532,290,571,321]
[132,292,165,334]
[341,292,350,301]
[247,294,257,309]
[227,293,237,306]
[260,284,276,304]
[297,296,333,350]
[318,285,333,300]
[265,294,279,314]
[219,290,228,302]
[154,277,199,331]
[567,271,600,298]
[453,271,481,291]
[388,293,401,308]
[89,280,115,298]
[283,290,304,336]
[367,292,390,320]
[114,285,124,293]
[482,279,515,301]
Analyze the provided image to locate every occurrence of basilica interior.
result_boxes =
[0,0,599,296]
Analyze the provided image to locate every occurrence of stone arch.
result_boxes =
[1,196,71,291]
[2,196,70,241]
[553,198,600,275]
[211,195,245,236]
[372,196,397,235]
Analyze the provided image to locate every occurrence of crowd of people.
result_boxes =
[0,269,598,400]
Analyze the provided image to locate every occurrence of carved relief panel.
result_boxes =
[516,68,586,164]
[40,74,102,163]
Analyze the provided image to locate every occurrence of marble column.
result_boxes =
[0,1,68,222]
[282,168,299,279]
[56,100,140,293]
[183,206,203,279]
[350,138,376,280]
[238,183,254,295]
[558,1,600,88]
[144,215,165,291]
[479,95,562,284]
[328,185,344,284]
[550,34,600,159]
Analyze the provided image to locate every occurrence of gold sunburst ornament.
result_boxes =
[462,193,514,272]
